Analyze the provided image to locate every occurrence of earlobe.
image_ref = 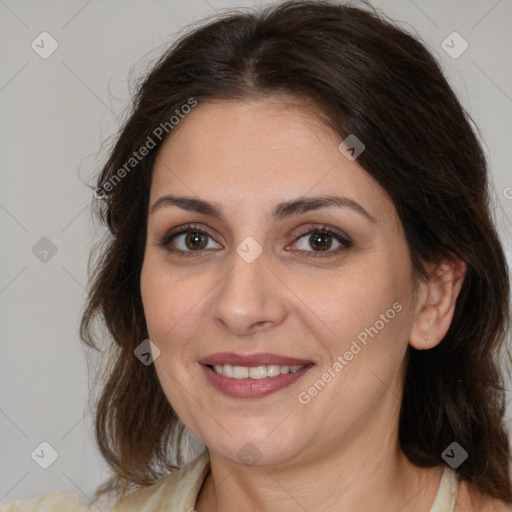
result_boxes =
[409,257,466,350]
[422,313,435,342]
[410,307,437,350]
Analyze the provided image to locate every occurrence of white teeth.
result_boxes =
[233,366,249,379]
[223,364,233,378]
[211,364,306,379]
[249,366,267,379]
[266,365,281,377]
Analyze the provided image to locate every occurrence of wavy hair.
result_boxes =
[80,0,512,503]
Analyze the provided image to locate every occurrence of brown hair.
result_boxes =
[81,0,512,504]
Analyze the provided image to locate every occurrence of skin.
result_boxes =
[138,97,504,512]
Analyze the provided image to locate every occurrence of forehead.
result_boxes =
[154,98,335,171]
[150,99,392,221]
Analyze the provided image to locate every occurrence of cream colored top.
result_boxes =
[1,451,459,511]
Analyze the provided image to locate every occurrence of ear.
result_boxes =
[409,256,467,350]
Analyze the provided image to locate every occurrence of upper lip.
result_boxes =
[199,352,313,367]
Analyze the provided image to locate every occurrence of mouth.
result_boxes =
[207,363,307,379]
[199,352,314,399]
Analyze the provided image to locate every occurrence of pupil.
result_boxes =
[186,232,207,250]
[311,233,331,251]
[183,232,333,251]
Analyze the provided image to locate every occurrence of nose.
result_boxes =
[211,248,288,337]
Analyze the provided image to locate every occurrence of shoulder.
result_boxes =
[0,452,210,512]
[455,480,511,512]
[0,491,91,512]
[113,451,210,511]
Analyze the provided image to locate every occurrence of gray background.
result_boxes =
[1,0,511,505]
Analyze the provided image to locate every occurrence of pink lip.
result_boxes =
[198,352,314,399]
[199,352,312,366]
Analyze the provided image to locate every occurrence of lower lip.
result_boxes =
[200,363,314,399]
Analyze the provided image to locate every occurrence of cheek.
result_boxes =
[140,260,202,412]
[288,260,408,350]
[291,266,414,411]
[292,269,411,425]
[140,257,206,346]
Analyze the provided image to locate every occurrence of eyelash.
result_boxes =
[159,223,353,258]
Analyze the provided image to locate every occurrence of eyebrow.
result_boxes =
[149,194,376,223]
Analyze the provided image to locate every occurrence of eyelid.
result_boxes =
[287,225,353,257]
[162,223,215,241]
[159,222,353,257]
[289,223,353,245]
[159,223,220,256]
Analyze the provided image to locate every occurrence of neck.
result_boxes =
[195,399,443,512]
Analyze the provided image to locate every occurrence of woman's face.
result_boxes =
[140,98,420,467]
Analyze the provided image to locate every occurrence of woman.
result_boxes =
[3,1,510,511]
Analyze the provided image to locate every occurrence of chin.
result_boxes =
[203,426,305,467]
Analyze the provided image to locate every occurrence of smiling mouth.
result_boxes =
[207,364,307,379]
[199,352,314,398]
[200,362,314,399]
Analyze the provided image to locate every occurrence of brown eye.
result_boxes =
[161,225,222,254]
[184,231,208,250]
[291,227,352,257]
[308,233,333,251]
